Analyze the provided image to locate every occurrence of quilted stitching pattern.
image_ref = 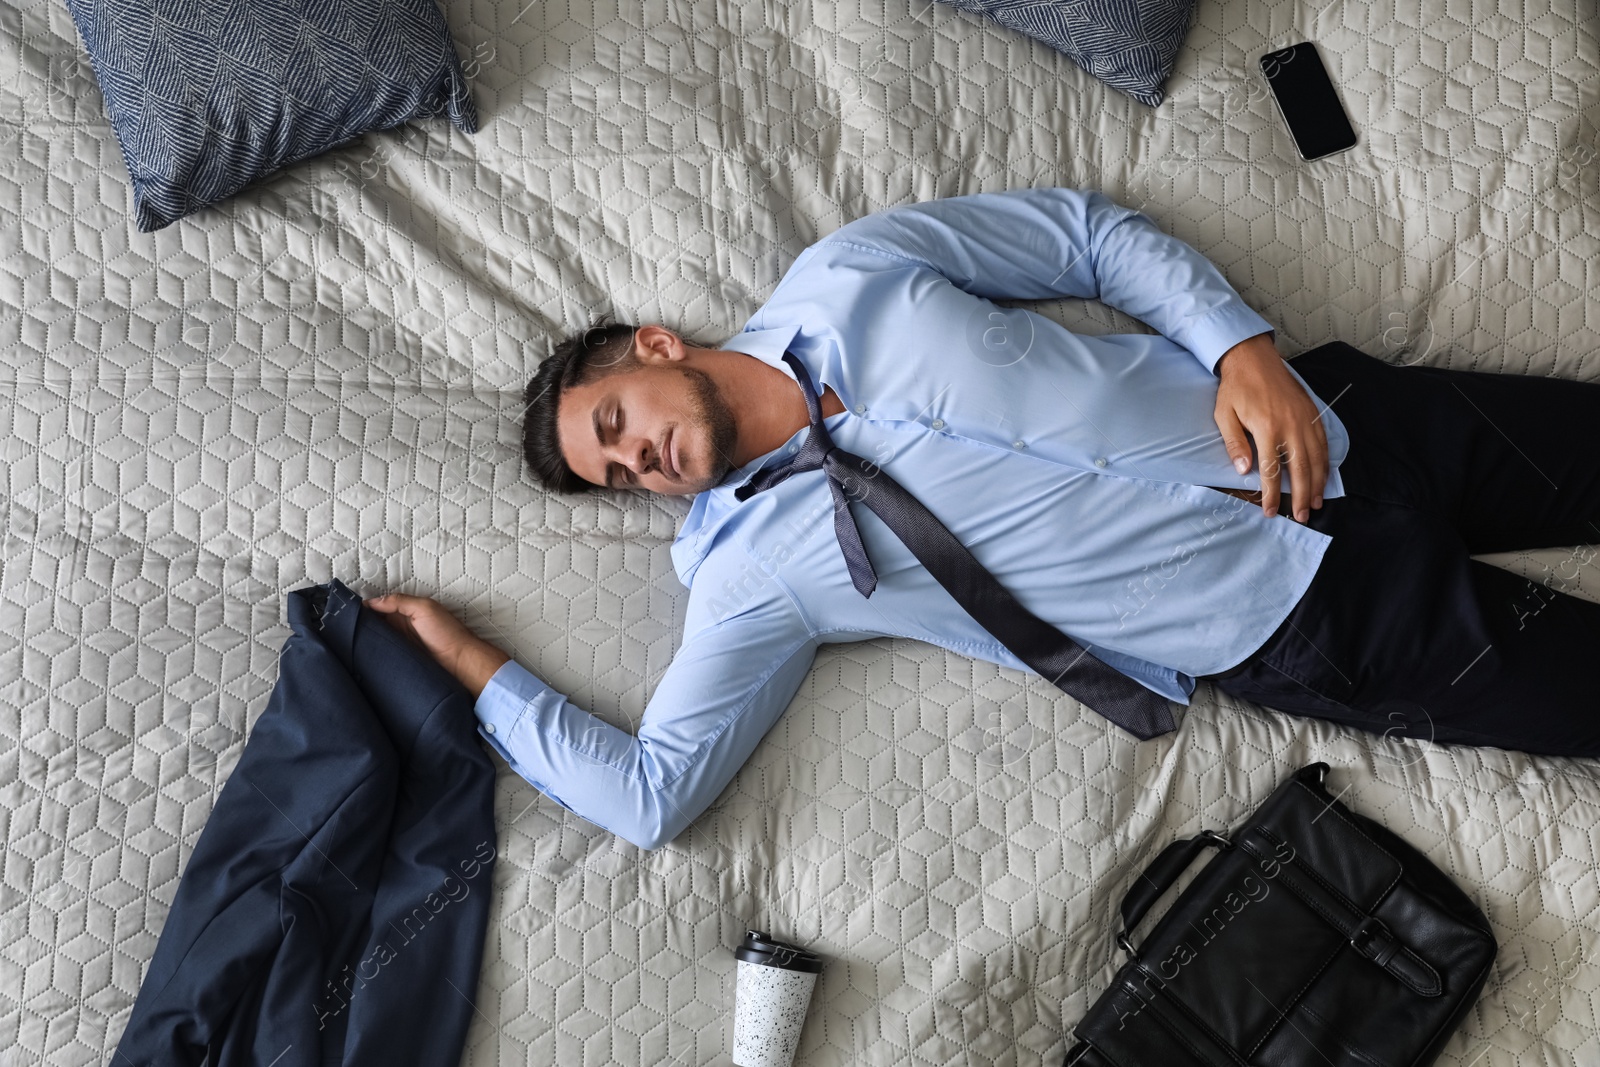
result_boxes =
[935,0,1197,105]
[55,0,478,231]
[1,0,1599,1063]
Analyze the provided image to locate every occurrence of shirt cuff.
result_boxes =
[472,659,585,815]
[1179,304,1277,375]
[473,658,544,769]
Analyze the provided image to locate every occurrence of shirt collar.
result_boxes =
[669,323,809,586]
[708,322,807,488]
[715,322,804,380]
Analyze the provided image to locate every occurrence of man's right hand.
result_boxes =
[364,593,511,699]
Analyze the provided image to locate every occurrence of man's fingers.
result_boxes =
[1215,407,1253,475]
[365,595,413,628]
[364,594,443,657]
[1286,402,1330,517]
[373,604,420,642]
[1309,421,1329,508]
[365,593,425,632]
[1287,434,1312,522]
[364,592,434,618]
[1257,443,1282,518]
[1306,440,1328,512]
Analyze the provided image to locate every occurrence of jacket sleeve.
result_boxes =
[473,588,819,851]
[818,185,1276,374]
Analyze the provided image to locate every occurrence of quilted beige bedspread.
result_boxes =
[3,0,1599,1061]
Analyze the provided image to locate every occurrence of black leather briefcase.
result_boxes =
[1065,763,1498,1066]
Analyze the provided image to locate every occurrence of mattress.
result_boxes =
[2,0,1598,1062]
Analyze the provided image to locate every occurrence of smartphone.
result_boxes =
[1259,42,1357,161]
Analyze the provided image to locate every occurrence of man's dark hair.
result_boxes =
[522,317,643,494]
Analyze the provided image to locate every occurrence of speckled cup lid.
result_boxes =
[735,930,824,973]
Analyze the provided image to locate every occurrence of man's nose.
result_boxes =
[614,434,653,475]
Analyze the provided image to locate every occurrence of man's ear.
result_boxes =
[633,325,687,364]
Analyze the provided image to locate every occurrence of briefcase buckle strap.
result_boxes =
[1239,829,1443,997]
[1349,915,1391,958]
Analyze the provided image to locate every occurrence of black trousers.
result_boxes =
[1202,341,1600,757]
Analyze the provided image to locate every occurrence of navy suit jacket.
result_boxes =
[111,577,498,1067]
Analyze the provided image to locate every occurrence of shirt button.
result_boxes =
[931,419,945,430]
[1012,439,1026,450]
[853,403,867,414]
[787,442,799,454]
[1094,457,1108,468]
[484,722,496,734]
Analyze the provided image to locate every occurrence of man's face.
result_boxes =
[556,362,740,496]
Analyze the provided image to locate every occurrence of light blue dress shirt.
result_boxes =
[475,187,1351,850]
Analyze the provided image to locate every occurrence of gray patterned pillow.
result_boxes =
[936,0,1197,106]
[60,0,478,231]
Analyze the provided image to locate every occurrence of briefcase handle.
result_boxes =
[1115,829,1232,956]
[1116,762,1331,956]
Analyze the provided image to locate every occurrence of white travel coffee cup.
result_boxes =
[732,929,825,1067]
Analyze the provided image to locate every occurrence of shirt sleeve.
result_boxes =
[471,588,819,851]
[820,186,1276,375]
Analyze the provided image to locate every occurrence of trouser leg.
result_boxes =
[1291,342,1600,550]
[1209,342,1600,757]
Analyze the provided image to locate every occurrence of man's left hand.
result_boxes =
[365,593,511,698]
[1213,332,1329,522]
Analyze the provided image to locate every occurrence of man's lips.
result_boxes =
[662,429,679,480]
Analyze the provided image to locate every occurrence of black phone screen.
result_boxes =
[1259,43,1357,161]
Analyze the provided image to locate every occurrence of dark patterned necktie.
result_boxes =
[733,352,1179,740]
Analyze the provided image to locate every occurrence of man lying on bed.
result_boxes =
[367,187,1600,851]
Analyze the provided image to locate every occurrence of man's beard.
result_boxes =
[679,365,741,494]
